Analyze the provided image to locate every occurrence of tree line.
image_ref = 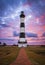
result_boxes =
[0,42,7,46]
[0,42,18,46]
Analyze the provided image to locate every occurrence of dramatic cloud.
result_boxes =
[0,0,45,37]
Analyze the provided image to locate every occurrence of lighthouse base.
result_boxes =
[18,38,27,47]
[18,43,27,47]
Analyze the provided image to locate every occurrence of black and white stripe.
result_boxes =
[18,11,27,45]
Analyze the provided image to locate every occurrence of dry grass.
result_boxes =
[0,46,20,65]
[25,45,45,65]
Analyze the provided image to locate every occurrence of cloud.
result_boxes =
[26,33,38,37]
[42,32,45,37]
[13,31,19,37]
[0,24,10,27]
[0,38,14,41]
[13,31,38,37]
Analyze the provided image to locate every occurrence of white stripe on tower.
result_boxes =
[21,18,24,23]
[19,38,26,42]
[20,27,25,32]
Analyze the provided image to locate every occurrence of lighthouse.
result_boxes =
[18,11,27,47]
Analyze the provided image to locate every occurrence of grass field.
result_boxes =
[0,45,45,65]
[25,45,45,65]
[0,46,20,65]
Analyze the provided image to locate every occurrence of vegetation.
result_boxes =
[3,43,7,46]
[25,45,45,65]
[0,42,7,46]
[0,46,20,65]
[0,42,2,46]
[0,45,45,65]
[0,42,1,45]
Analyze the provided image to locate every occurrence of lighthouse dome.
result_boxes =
[20,11,25,18]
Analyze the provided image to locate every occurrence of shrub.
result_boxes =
[3,43,7,46]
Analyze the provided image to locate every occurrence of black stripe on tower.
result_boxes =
[20,23,25,27]
[20,32,25,38]
[18,41,27,43]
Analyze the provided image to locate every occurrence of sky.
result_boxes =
[0,0,45,44]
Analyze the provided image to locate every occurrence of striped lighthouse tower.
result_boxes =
[18,11,27,47]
